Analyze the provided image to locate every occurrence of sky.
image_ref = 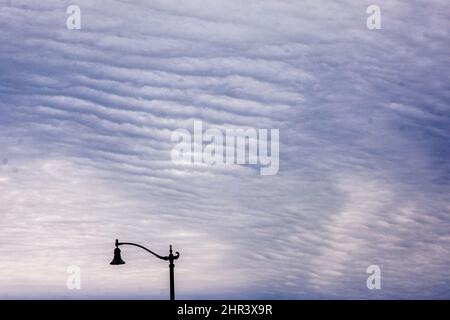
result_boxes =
[0,0,449,299]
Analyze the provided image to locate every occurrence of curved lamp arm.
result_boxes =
[115,239,180,261]
[116,239,165,260]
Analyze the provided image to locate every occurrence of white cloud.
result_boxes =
[0,0,449,298]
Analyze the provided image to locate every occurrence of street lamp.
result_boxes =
[110,239,180,300]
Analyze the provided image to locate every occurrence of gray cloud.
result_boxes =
[0,0,449,299]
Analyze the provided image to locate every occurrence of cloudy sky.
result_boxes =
[0,0,449,299]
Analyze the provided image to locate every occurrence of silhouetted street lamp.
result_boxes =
[110,239,180,300]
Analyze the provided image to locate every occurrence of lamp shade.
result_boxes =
[110,247,125,265]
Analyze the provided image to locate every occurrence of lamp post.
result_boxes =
[110,239,180,300]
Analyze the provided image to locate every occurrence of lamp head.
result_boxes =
[110,247,125,265]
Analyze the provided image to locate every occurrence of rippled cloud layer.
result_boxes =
[0,0,449,299]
